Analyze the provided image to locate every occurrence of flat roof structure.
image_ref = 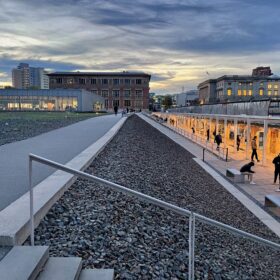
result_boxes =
[48,71,151,79]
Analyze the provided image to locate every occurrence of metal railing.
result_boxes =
[166,124,229,161]
[29,153,280,280]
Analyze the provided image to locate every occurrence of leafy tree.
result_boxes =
[162,95,173,109]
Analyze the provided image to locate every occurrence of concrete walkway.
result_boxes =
[158,119,280,207]
[139,113,280,237]
[0,114,121,211]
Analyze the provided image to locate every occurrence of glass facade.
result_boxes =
[0,95,78,111]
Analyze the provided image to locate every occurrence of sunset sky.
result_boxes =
[1,0,280,94]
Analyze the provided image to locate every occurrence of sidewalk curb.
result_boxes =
[0,117,127,245]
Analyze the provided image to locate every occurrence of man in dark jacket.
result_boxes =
[240,161,255,173]
[215,133,222,150]
[240,161,255,184]
[273,153,280,185]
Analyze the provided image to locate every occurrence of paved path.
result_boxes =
[154,117,280,208]
[0,114,121,211]
[140,113,280,236]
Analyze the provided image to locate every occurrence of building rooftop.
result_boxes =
[0,88,96,96]
[48,71,151,79]
[198,74,280,87]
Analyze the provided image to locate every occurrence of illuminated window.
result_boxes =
[274,84,278,89]
[249,82,253,86]
[238,89,242,96]
[259,88,264,96]
[238,82,242,86]
[227,88,232,96]
[243,90,247,96]
[268,90,272,95]
[248,90,252,96]
[268,84,272,89]
[275,90,278,96]
[260,82,264,86]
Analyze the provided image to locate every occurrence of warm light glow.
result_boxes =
[268,90,272,95]
[243,90,247,96]
[227,88,232,96]
[248,90,252,95]
[268,84,272,89]
[238,89,242,96]
[259,88,264,95]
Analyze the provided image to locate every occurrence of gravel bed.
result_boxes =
[34,115,280,279]
[0,113,95,146]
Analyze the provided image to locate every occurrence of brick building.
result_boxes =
[48,71,151,110]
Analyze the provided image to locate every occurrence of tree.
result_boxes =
[162,95,173,109]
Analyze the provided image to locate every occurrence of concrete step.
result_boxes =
[37,257,82,280]
[0,246,49,280]
[79,269,114,280]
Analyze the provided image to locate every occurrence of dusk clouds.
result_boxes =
[1,0,280,93]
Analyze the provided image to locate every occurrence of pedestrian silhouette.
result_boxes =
[273,153,280,187]
[251,136,260,162]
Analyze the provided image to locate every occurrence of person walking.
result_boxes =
[191,127,195,134]
[114,105,118,116]
[215,132,222,150]
[251,136,260,162]
[273,153,280,188]
[237,135,241,151]
[206,128,210,141]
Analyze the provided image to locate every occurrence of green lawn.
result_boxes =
[0,111,107,121]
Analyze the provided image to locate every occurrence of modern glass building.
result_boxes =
[0,89,104,112]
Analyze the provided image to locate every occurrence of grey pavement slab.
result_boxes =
[0,245,49,280]
[79,269,114,280]
[0,114,121,211]
[38,257,82,280]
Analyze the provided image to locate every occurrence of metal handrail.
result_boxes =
[29,153,280,280]
[166,123,228,161]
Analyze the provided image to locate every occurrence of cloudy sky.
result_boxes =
[1,0,280,93]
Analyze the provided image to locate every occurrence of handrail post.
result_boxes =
[226,148,229,162]
[29,156,34,246]
[188,212,195,280]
